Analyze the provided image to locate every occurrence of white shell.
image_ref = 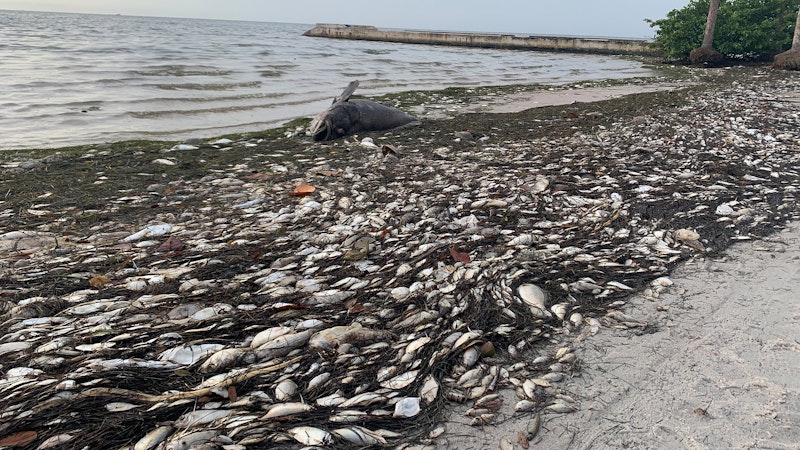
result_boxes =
[393,397,421,418]
[405,336,431,354]
[675,228,701,241]
[551,303,568,321]
[452,331,482,351]
[390,286,411,300]
[518,283,548,311]
[419,374,440,404]
[275,379,298,401]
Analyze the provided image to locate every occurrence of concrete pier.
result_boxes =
[303,24,660,56]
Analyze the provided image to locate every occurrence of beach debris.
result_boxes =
[167,143,198,151]
[121,224,173,242]
[288,426,332,446]
[394,397,422,418]
[156,235,185,252]
[290,182,316,196]
[360,137,378,149]
[0,67,798,450]
[0,431,38,447]
[674,228,705,251]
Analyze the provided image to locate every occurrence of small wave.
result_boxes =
[149,81,262,91]
[118,91,294,106]
[362,49,393,55]
[133,66,234,77]
[259,70,283,78]
[129,97,319,118]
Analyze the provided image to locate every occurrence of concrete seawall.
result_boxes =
[303,24,660,56]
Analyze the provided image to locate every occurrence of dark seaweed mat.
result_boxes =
[1,67,800,450]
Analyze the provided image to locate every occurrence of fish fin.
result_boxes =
[336,80,359,103]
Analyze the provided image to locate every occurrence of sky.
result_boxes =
[1,0,691,38]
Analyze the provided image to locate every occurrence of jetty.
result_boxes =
[303,24,660,56]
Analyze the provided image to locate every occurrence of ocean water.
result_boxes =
[0,10,656,150]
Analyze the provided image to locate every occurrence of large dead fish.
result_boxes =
[309,81,420,141]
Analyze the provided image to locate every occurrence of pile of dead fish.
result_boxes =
[1,69,799,449]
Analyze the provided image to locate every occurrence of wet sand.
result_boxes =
[479,82,692,113]
[440,223,800,449]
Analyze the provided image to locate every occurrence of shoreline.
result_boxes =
[1,66,799,449]
[0,69,690,156]
[438,223,800,449]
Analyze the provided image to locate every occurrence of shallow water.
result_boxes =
[0,10,656,149]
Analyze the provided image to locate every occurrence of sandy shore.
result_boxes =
[477,82,693,114]
[439,223,800,449]
[411,81,693,120]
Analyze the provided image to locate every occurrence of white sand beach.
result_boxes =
[440,222,800,449]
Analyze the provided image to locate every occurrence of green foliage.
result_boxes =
[647,0,799,61]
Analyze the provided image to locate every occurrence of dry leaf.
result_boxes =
[290,183,316,197]
[449,247,471,264]
[89,275,111,289]
[382,144,400,157]
[0,430,38,447]
[517,431,530,449]
[244,172,269,180]
[228,386,238,402]
[157,236,185,253]
[347,303,366,313]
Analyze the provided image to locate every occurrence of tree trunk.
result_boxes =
[690,0,724,65]
[701,0,720,49]
[791,4,800,50]
[773,5,800,70]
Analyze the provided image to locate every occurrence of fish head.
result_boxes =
[310,103,357,141]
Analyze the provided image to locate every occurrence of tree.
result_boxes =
[773,5,800,69]
[648,0,797,62]
[690,0,724,64]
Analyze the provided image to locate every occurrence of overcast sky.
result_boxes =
[1,0,690,38]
